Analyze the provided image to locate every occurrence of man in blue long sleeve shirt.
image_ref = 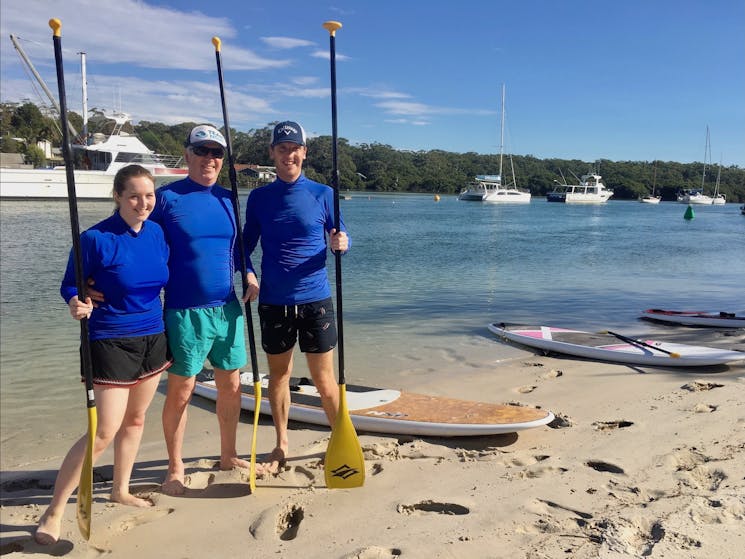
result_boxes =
[151,125,248,494]
[243,121,350,475]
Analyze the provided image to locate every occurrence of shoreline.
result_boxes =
[2,339,744,558]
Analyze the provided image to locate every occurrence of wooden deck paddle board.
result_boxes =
[488,323,745,367]
[641,308,745,328]
[193,371,554,437]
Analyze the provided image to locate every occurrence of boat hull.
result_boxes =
[0,167,187,199]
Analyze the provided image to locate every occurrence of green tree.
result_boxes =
[24,144,46,167]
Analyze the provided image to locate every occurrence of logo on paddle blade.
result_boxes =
[329,464,361,480]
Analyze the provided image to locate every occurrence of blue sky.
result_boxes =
[1,0,743,166]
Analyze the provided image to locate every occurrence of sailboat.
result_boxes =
[677,126,713,205]
[458,84,531,203]
[711,160,726,205]
[640,160,661,204]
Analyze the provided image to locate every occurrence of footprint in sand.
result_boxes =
[277,503,304,541]
[249,502,306,542]
[592,420,634,431]
[342,546,402,558]
[547,412,574,429]
[681,381,724,392]
[396,500,469,516]
[117,507,174,533]
[586,460,625,474]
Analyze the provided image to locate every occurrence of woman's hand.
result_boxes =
[68,296,94,321]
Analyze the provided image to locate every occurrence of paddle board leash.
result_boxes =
[211,36,262,493]
[322,20,365,489]
[603,331,681,358]
[50,18,97,540]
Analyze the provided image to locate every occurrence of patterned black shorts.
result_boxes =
[258,297,337,355]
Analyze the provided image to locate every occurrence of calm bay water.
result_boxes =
[2,194,744,470]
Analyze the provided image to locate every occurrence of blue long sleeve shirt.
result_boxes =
[60,212,169,341]
[243,174,350,305]
[149,177,240,310]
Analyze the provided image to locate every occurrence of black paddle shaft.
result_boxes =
[213,43,260,381]
[328,30,345,385]
[52,28,95,408]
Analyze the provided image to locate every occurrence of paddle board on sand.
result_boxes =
[488,323,745,367]
[193,370,554,437]
[641,308,745,328]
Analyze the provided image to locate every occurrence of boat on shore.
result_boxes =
[458,84,530,204]
[547,173,613,204]
[0,112,187,200]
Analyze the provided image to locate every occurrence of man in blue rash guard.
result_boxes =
[150,124,248,495]
[242,121,350,476]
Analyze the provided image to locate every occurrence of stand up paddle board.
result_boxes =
[641,308,745,328]
[194,370,554,437]
[488,323,745,367]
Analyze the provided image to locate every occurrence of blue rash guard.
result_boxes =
[243,174,350,305]
[150,176,239,310]
[60,212,169,341]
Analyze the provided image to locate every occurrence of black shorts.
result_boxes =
[86,332,172,387]
[258,297,337,355]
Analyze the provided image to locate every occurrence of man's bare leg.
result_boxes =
[161,374,196,495]
[213,367,250,470]
[306,350,338,425]
[258,349,293,476]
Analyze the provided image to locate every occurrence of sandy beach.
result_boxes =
[1,329,744,559]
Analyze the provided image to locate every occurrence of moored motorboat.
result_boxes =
[547,173,613,204]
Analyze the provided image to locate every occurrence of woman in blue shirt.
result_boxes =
[36,165,170,545]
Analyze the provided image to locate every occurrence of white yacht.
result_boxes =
[547,173,613,204]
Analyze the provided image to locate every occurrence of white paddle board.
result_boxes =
[488,323,745,367]
[641,308,745,328]
[193,371,554,437]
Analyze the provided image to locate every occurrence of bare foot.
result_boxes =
[35,511,62,545]
[256,447,287,477]
[161,469,186,496]
[111,491,154,507]
[219,455,250,471]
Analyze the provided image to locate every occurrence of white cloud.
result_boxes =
[261,37,315,49]
[1,0,287,71]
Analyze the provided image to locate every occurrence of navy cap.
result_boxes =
[271,121,306,147]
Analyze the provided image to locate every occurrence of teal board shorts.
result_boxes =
[164,299,247,377]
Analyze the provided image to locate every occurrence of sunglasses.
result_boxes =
[191,145,225,159]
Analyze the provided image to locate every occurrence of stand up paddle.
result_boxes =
[603,330,681,358]
[49,18,97,540]
[211,36,262,492]
[322,20,365,489]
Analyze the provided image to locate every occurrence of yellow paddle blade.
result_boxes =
[324,384,365,488]
[249,381,261,493]
[76,406,97,540]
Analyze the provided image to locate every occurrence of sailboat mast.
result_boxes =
[80,51,88,142]
[498,83,505,181]
[700,125,710,191]
[9,34,78,138]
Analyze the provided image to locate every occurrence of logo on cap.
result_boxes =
[272,121,306,146]
[187,125,227,148]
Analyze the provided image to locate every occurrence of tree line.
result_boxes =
[2,101,744,202]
